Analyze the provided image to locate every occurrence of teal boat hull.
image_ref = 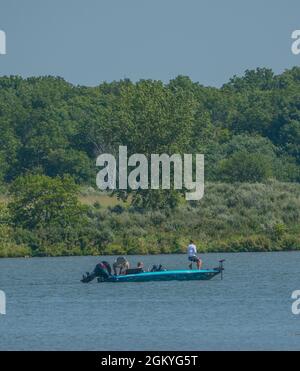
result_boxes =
[104,268,222,283]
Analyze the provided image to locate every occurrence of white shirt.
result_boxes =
[187,243,197,257]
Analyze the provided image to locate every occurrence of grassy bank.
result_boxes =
[1,180,300,257]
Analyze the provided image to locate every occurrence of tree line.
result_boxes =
[0,67,300,256]
[0,67,300,189]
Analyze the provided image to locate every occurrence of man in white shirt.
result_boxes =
[187,240,202,270]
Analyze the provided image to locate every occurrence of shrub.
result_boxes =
[280,235,300,251]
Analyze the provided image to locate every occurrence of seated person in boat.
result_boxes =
[113,256,130,275]
[124,261,144,275]
[187,240,202,270]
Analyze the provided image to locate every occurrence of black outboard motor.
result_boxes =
[101,261,112,275]
[81,271,97,283]
[81,261,112,283]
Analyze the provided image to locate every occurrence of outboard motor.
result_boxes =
[100,261,112,276]
[81,271,97,283]
[81,261,112,283]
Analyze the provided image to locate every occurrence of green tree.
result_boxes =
[9,175,84,230]
[219,151,273,182]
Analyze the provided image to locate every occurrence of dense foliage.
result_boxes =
[0,68,300,187]
[1,180,300,257]
[1,67,300,256]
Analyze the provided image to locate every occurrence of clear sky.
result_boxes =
[0,0,300,87]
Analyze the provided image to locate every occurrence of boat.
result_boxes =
[82,260,225,283]
[104,267,223,283]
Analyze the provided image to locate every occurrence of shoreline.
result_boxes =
[1,249,299,259]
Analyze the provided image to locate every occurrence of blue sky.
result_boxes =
[0,0,300,86]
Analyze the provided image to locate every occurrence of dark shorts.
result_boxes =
[188,255,200,262]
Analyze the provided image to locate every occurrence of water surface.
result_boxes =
[0,252,300,350]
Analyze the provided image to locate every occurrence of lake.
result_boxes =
[0,252,300,350]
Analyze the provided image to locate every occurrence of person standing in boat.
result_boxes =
[187,240,202,270]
